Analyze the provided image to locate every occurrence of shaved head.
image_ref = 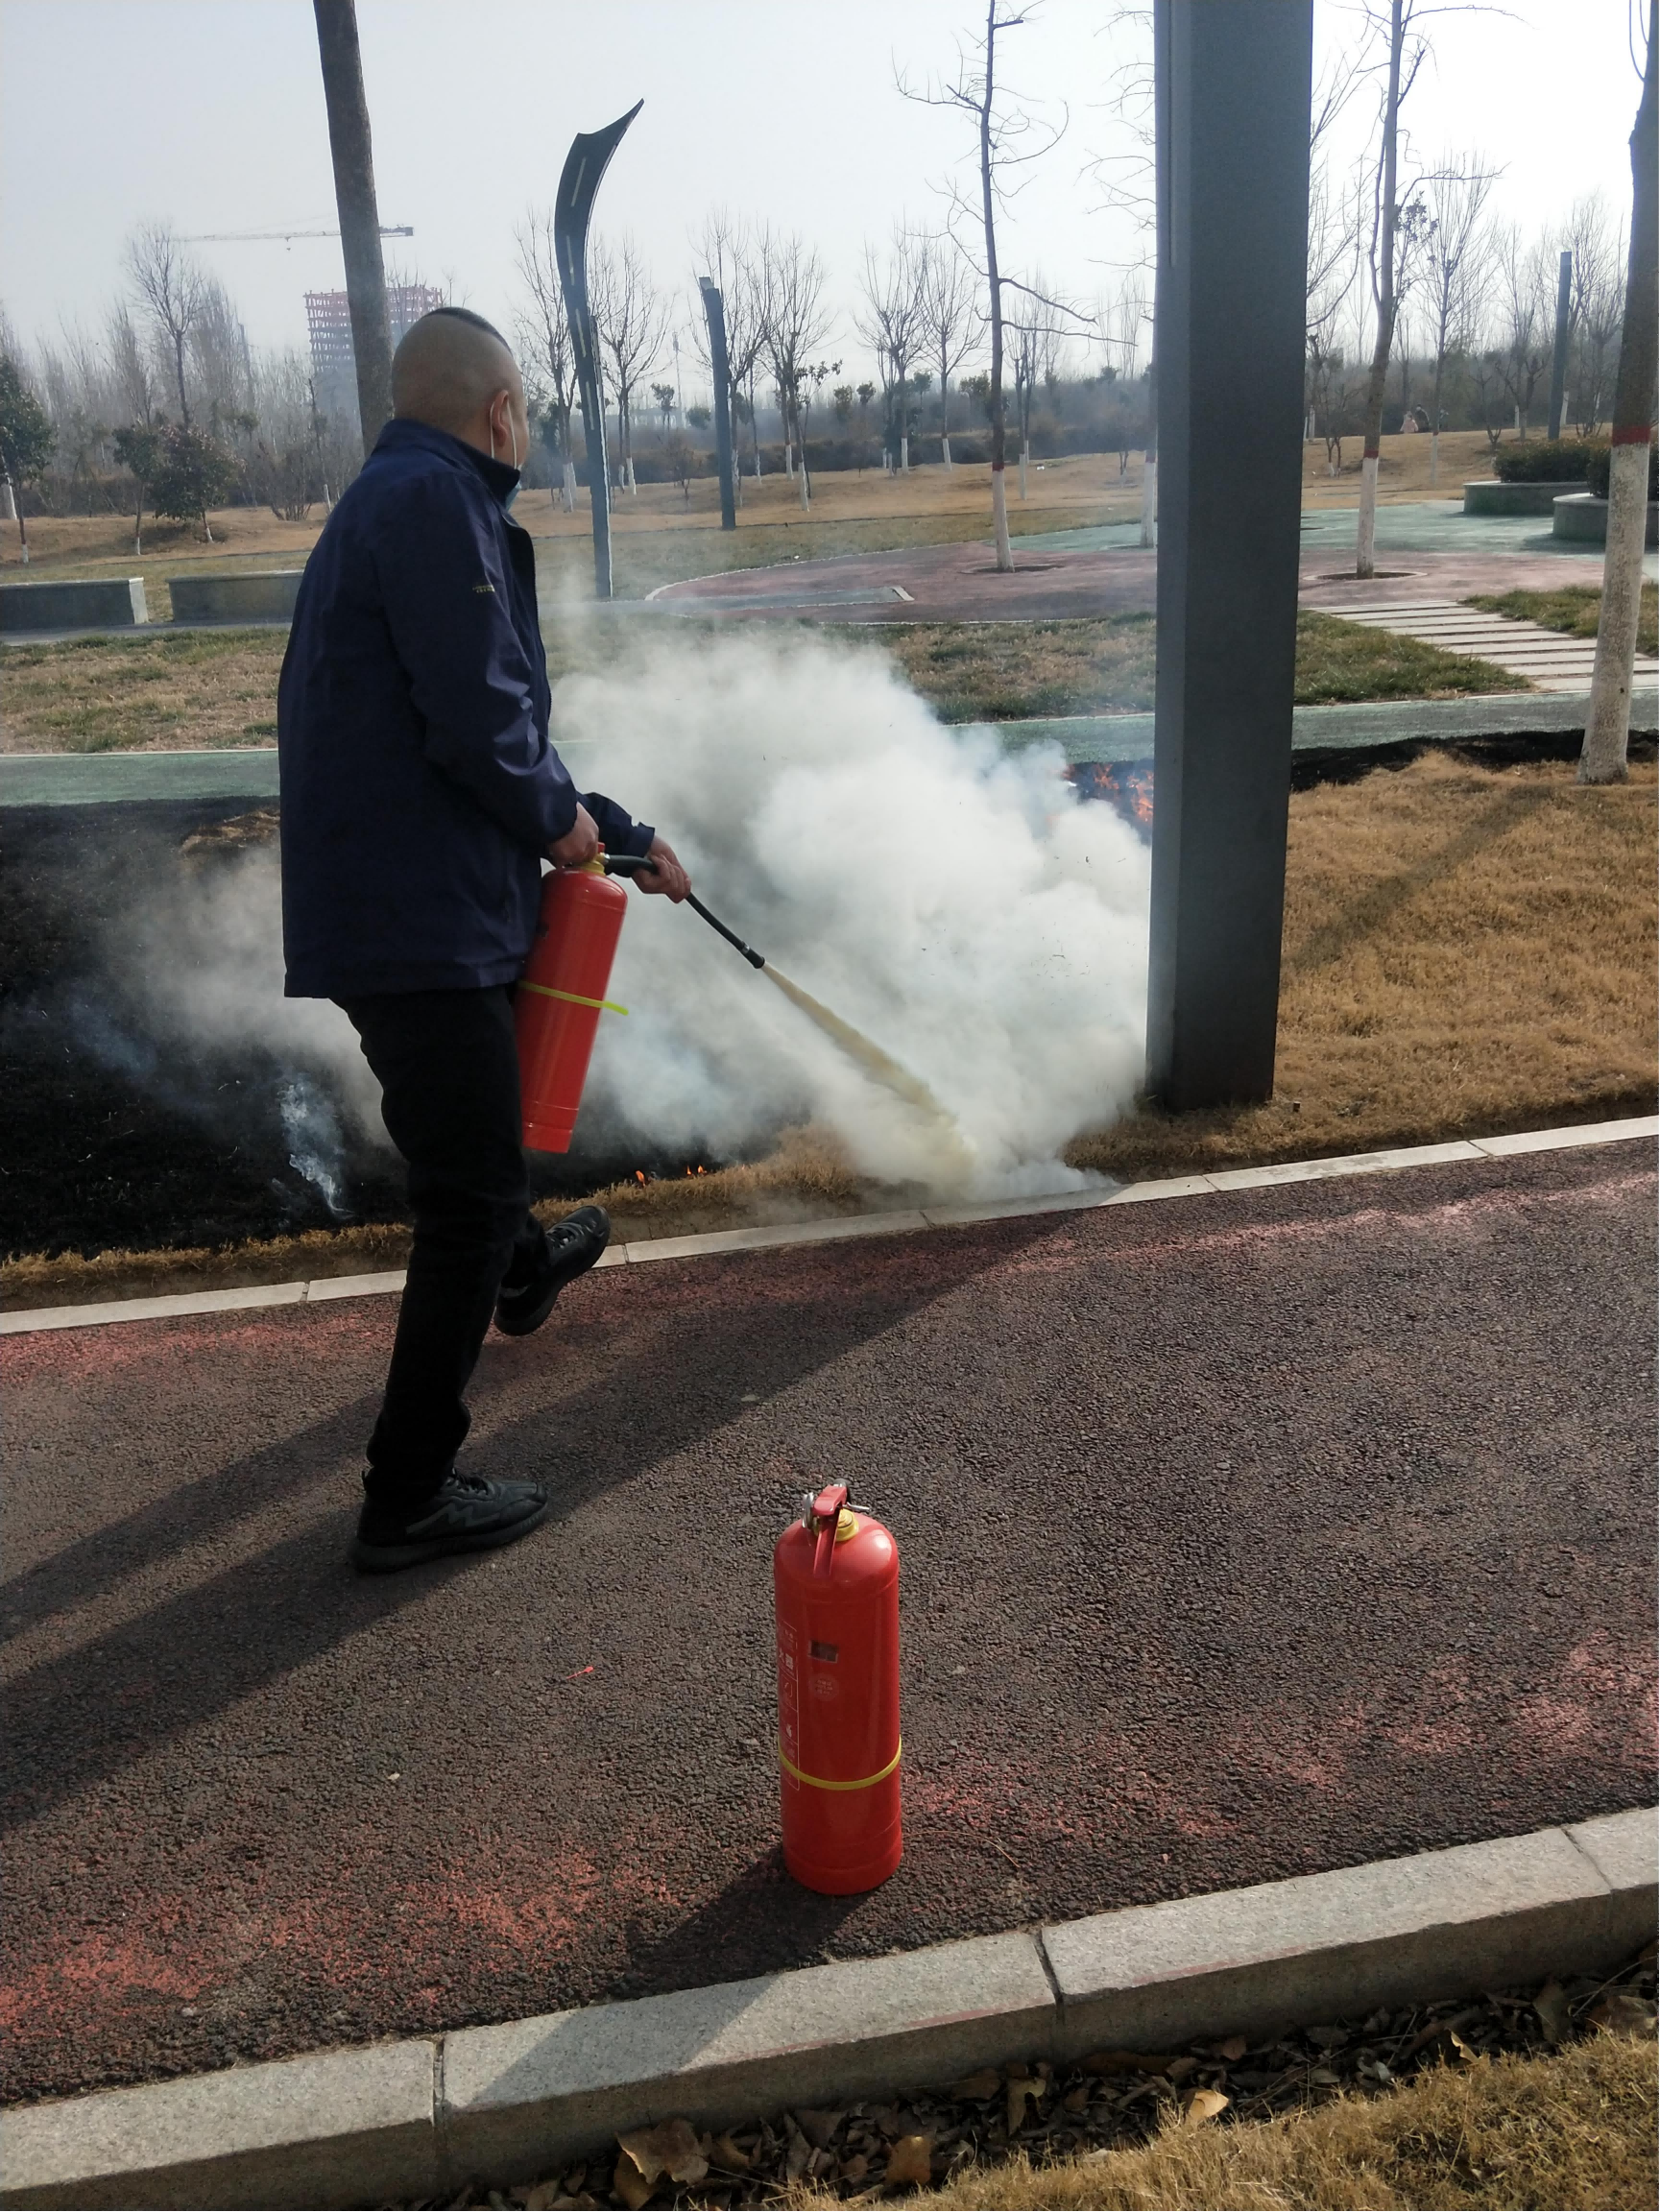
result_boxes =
[392,307,521,437]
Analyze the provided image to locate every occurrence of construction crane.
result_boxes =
[179,225,414,244]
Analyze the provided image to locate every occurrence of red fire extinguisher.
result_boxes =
[774,1482,902,1894]
[516,859,629,1154]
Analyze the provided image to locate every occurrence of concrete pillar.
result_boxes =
[1145,0,1312,1110]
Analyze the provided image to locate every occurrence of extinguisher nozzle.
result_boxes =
[686,892,767,970]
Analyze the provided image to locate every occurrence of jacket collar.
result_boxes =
[373,416,522,507]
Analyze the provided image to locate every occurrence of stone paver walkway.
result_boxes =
[1335,601,1660,694]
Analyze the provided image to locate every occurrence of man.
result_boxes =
[278,305,688,1574]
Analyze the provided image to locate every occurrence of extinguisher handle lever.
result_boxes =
[810,1482,850,1579]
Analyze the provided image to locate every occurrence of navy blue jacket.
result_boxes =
[277,418,652,998]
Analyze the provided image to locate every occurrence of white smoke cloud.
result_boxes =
[561,629,1151,1197]
[97,629,1150,1207]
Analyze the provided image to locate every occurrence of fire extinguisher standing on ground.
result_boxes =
[516,858,629,1154]
[774,1483,902,1894]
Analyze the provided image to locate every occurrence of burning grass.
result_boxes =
[4,750,1652,1310]
[1069,750,1657,1184]
[1464,582,1660,658]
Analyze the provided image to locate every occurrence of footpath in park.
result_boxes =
[3,1132,1655,2115]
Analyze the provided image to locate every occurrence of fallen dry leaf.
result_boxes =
[520,2186,565,2211]
[1449,2032,1479,2063]
[1164,2056,1198,2084]
[794,2107,846,2151]
[616,2117,709,2189]
[1181,2088,1231,2128]
[1212,2034,1248,2062]
[1006,2074,1045,2132]
[1081,2050,1174,2077]
[1062,2085,1090,2113]
[612,2156,652,2212]
[884,2134,934,2188]
[1588,1992,1659,2039]
[1533,1979,1570,2045]
[950,2068,1001,2101]
[709,2134,751,2173]
[840,2152,869,2185]
[783,2118,812,2182]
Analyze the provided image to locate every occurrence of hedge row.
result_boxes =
[1586,442,1659,500]
[1491,439,1601,483]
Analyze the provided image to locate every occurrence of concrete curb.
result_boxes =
[2,1811,1651,2209]
[4,1116,1655,1337]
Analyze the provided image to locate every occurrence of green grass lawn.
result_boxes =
[1,611,1528,755]
[1464,582,1659,657]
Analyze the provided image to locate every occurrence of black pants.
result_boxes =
[339,987,543,1507]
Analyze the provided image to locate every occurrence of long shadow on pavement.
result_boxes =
[2,1216,1068,1832]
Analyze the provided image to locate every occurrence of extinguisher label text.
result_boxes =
[809,1641,839,1663]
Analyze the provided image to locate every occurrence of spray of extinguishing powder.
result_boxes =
[759,961,974,1175]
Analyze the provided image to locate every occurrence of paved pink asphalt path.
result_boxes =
[649,541,1600,624]
[3,1143,1654,2104]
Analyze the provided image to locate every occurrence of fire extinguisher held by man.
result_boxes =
[277,307,690,1574]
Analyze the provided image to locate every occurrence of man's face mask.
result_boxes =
[491,404,521,509]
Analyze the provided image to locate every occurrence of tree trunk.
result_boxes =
[1356,0,1404,579]
[0,472,14,523]
[900,433,909,472]
[943,433,953,470]
[1581,0,1657,784]
[1140,336,1158,548]
[979,1,1013,571]
[174,332,191,429]
[313,0,393,456]
[562,458,576,512]
[1018,440,1028,498]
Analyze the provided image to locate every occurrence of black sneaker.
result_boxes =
[493,1204,611,1337]
[349,1470,549,1574]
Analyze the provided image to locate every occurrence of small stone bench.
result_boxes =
[167,570,303,624]
[1462,479,1584,517]
[0,576,148,633]
[1552,493,1660,549]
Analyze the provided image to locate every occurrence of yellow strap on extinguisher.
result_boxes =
[519,981,630,1016]
[777,1738,902,1791]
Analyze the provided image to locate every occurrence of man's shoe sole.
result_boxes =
[349,1498,550,1575]
[494,1218,612,1337]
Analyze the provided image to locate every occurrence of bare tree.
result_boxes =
[515,205,579,509]
[125,221,205,426]
[1419,155,1500,484]
[1354,0,1431,578]
[1582,0,1657,784]
[590,234,667,494]
[856,228,926,471]
[104,301,160,429]
[757,227,831,509]
[917,234,980,468]
[900,3,1074,571]
[1564,191,1626,436]
[692,211,768,493]
[1492,224,1554,438]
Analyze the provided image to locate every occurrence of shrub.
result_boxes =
[151,422,238,522]
[1586,440,1659,500]
[1492,439,1599,483]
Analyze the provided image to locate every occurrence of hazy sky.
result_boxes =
[0,0,1647,388]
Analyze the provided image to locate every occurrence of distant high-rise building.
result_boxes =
[305,284,445,426]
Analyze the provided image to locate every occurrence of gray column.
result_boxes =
[1145,0,1313,1110]
[312,0,392,455]
[699,278,737,530]
[554,103,642,600]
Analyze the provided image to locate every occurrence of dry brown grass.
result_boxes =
[1300,426,1504,507]
[0,626,289,753]
[1069,751,1658,1183]
[843,2032,1657,2212]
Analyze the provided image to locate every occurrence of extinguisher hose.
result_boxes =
[603,853,767,970]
